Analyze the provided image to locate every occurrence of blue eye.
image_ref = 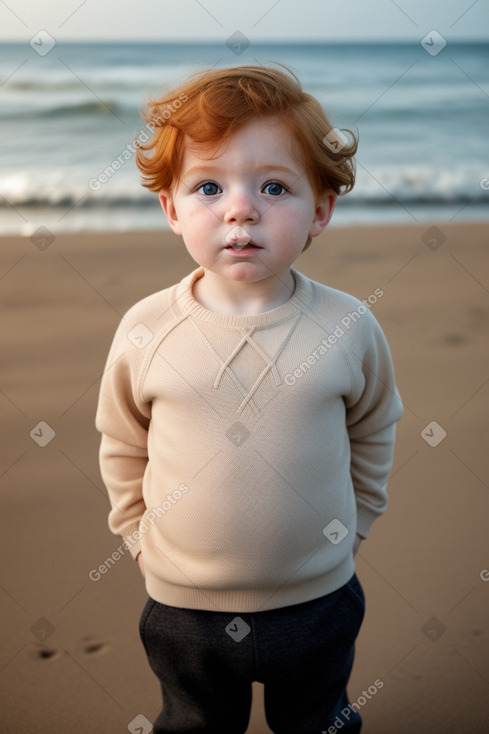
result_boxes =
[262,182,287,196]
[198,182,221,196]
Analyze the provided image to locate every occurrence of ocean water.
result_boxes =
[0,40,488,235]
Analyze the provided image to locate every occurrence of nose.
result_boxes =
[223,189,259,225]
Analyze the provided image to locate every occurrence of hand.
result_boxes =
[137,552,146,578]
[353,533,363,557]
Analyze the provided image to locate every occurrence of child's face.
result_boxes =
[160,116,335,289]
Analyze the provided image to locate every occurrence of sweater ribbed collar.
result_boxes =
[172,267,312,328]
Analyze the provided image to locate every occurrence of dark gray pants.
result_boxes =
[139,574,365,733]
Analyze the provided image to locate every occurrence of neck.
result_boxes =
[192,269,296,315]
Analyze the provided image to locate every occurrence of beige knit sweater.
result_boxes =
[96,267,403,612]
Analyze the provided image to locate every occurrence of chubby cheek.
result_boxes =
[183,237,211,267]
[178,209,213,261]
[272,208,312,250]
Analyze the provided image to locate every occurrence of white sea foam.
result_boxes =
[0,40,487,234]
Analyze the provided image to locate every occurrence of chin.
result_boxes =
[223,265,267,282]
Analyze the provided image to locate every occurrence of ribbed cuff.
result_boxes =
[120,521,143,560]
[355,503,384,539]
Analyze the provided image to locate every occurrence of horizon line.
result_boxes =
[1,36,488,44]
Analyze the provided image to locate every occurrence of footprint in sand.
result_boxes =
[29,636,109,662]
[30,644,62,661]
[79,636,110,656]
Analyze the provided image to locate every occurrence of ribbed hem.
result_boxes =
[171,267,313,328]
[144,555,356,613]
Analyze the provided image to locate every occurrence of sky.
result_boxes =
[0,0,488,42]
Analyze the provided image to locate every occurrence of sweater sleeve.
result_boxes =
[344,310,404,538]
[95,321,151,560]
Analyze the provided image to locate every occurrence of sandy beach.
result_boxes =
[1,220,488,733]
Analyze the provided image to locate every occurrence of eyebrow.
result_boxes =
[182,164,299,180]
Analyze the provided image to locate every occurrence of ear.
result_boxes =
[308,191,337,238]
[159,190,182,235]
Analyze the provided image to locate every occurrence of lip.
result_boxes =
[225,242,262,257]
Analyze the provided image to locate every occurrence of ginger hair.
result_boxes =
[135,65,357,249]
